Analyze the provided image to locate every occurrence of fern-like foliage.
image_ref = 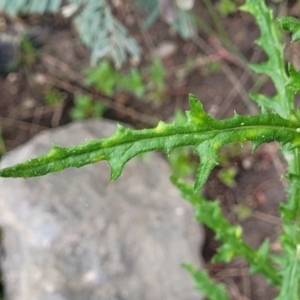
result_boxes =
[1,94,300,192]
[0,0,140,68]
[135,0,196,39]
[0,0,62,15]
[0,0,196,67]
[71,0,140,68]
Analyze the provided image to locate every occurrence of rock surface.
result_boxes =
[0,119,204,300]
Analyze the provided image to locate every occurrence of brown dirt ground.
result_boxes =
[0,1,299,299]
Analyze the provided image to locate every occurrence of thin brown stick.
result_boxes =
[42,73,158,126]
[0,116,48,130]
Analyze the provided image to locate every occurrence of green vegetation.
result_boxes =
[0,0,196,67]
[19,36,38,66]
[2,0,300,299]
[85,60,145,98]
[84,57,165,101]
[44,88,65,106]
[218,0,242,16]
[69,95,106,121]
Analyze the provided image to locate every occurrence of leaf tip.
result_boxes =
[188,94,213,124]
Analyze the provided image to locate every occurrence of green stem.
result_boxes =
[293,149,300,243]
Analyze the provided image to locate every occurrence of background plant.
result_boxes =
[0,0,197,68]
[2,1,300,299]
[84,57,165,101]
[69,95,106,121]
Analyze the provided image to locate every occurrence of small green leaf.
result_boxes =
[119,68,145,98]
[286,63,300,94]
[217,166,237,188]
[218,0,238,16]
[85,61,117,96]
[187,94,213,124]
[249,239,270,274]
[182,264,230,300]
[275,235,300,300]
[278,16,300,42]
[195,141,218,191]
[213,243,239,263]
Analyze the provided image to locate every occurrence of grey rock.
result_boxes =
[0,119,204,300]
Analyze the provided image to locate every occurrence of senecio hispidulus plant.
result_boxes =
[2,0,300,299]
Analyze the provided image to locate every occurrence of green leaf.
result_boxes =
[277,176,300,299]
[213,242,240,263]
[275,232,300,300]
[240,0,293,118]
[278,16,300,42]
[286,63,300,94]
[119,68,145,98]
[218,0,238,16]
[171,176,281,286]
[182,264,230,300]
[69,95,106,120]
[217,166,237,188]
[84,61,117,96]
[92,102,107,118]
[1,94,300,194]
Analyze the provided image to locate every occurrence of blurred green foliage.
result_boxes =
[84,58,165,101]
[69,95,106,120]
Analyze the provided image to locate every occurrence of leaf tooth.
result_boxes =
[251,141,262,152]
[109,165,123,181]
[48,144,69,158]
[188,94,213,125]
[288,137,300,150]
[155,120,168,132]
[116,123,125,130]
[108,156,124,181]
[249,61,271,75]
[232,111,243,121]
[194,141,218,192]
[164,145,173,156]
[114,124,131,136]
[108,144,142,181]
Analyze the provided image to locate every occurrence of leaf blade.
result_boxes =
[1,95,300,193]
